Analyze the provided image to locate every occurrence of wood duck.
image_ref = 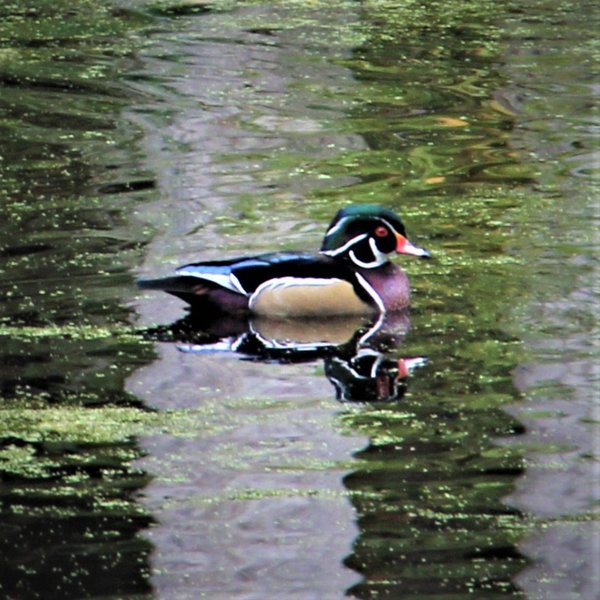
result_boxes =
[137,204,430,317]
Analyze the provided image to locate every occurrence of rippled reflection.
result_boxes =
[1,0,597,598]
[144,311,425,402]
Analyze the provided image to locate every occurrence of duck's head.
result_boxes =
[320,204,430,268]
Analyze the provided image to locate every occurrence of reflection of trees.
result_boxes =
[0,428,154,598]
[0,4,158,598]
[342,399,527,597]
[325,8,532,594]
[318,2,536,202]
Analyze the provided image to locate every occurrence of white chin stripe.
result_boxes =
[323,235,388,269]
[348,238,387,269]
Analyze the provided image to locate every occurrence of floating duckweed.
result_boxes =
[0,323,146,342]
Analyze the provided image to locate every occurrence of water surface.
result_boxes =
[0,1,597,598]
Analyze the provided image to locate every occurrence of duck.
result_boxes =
[137,204,430,317]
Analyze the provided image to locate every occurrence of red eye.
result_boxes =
[375,226,388,237]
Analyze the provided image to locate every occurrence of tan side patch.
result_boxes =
[250,278,374,317]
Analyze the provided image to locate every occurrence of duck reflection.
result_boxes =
[143,310,426,403]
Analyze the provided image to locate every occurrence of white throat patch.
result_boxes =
[348,237,388,269]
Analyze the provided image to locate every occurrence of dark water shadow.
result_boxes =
[0,436,155,599]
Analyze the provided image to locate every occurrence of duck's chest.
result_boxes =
[358,264,410,312]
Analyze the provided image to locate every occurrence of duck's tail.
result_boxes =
[136,275,248,315]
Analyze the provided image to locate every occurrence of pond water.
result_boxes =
[0,1,598,599]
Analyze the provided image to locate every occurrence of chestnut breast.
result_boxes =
[358,263,410,312]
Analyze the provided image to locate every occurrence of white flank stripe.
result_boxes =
[355,273,385,314]
[176,270,247,295]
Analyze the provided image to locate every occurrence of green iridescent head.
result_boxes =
[320,204,429,268]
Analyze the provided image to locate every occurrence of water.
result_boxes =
[0,1,598,598]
